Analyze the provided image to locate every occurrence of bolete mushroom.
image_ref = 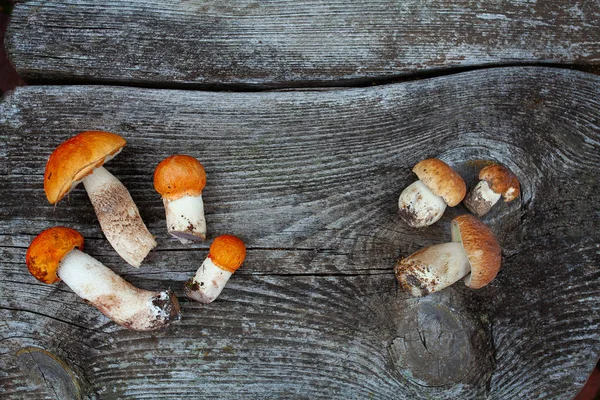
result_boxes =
[153,155,207,244]
[26,227,180,331]
[395,214,501,297]
[463,163,520,217]
[44,131,156,267]
[398,158,466,227]
[185,235,246,303]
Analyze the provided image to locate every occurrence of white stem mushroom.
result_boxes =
[26,227,180,331]
[44,131,156,267]
[398,158,466,227]
[395,214,501,297]
[154,155,207,244]
[463,163,520,217]
[185,235,246,303]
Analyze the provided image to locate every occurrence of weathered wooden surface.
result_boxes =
[0,67,599,398]
[6,0,600,87]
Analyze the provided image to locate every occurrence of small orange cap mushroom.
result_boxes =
[44,131,126,204]
[154,155,207,201]
[479,163,520,202]
[208,235,246,273]
[25,227,85,284]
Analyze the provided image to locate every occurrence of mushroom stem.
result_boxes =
[82,166,156,267]
[58,249,180,331]
[185,257,232,304]
[398,180,447,227]
[463,180,502,217]
[394,242,471,297]
[163,194,206,244]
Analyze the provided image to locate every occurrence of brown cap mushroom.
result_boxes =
[26,227,180,331]
[44,131,156,267]
[185,235,246,303]
[463,163,520,217]
[398,158,466,227]
[154,155,207,244]
[395,214,501,296]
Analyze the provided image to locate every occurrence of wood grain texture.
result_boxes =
[0,67,599,398]
[5,0,600,87]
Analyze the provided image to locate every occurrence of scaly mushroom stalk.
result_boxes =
[395,214,501,297]
[185,235,246,303]
[44,131,156,267]
[398,158,466,228]
[82,166,156,267]
[26,227,180,331]
[154,155,207,244]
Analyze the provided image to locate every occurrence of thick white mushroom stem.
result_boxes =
[463,180,502,217]
[58,249,180,331]
[185,257,232,304]
[163,194,206,244]
[398,180,447,227]
[82,166,156,267]
[395,242,471,297]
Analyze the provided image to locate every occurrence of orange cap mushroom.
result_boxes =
[185,234,247,303]
[26,227,84,284]
[25,227,180,331]
[44,131,126,204]
[154,155,208,243]
[154,155,206,201]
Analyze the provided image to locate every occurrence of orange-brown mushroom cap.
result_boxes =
[44,131,126,204]
[413,158,466,207]
[154,155,207,201]
[451,215,501,289]
[479,163,520,202]
[26,227,85,284]
[208,235,246,273]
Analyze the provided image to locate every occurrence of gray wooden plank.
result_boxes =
[5,0,600,87]
[1,67,599,398]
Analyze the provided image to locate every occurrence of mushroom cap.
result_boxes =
[451,214,501,289]
[44,131,126,204]
[26,227,85,284]
[208,235,246,273]
[154,155,207,201]
[412,158,466,207]
[479,163,520,202]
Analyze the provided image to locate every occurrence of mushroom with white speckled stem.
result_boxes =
[44,131,156,268]
[395,214,501,297]
[153,155,207,244]
[26,227,180,331]
[398,158,466,227]
[185,235,246,303]
[463,163,520,217]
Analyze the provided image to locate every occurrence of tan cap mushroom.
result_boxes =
[185,235,246,303]
[26,227,180,331]
[44,131,156,267]
[398,158,466,227]
[395,214,501,296]
[464,163,520,217]
[154,155,207,244]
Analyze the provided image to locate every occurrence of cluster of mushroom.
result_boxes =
[27,131,247,331]
[395,158,520,297]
